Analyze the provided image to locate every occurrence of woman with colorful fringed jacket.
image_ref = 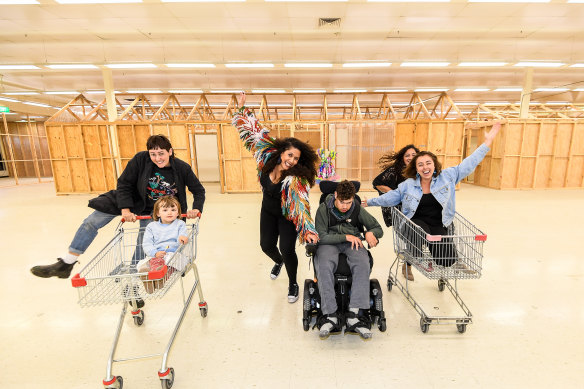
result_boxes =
[232,92,319,303]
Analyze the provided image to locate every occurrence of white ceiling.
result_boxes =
[1,0,584,120]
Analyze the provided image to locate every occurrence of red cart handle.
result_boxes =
[121,212,200,223]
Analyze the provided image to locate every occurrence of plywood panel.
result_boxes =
[501,157,519,189]
[242,157,261,191]
[81,125,101,159]
[550,159,568,188]
[395,122,415,149]
[566,156,584,187]
[135,125,151,149]
[522,123,540,156]
[87,160,107,192]
[117,125,135,158]
[535,156,552,189]
[69,159,89,192]
[224,160,242,191]
[505,123,523,155]
[429,122,446,154]
[538,123,556,156]
[52,160,72,193]
[63,125,84,158]
[414,122,429,151]
[222,125,243,160]
[518,158,536,188]
[489,158,501,188]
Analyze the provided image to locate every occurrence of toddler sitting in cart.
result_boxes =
[138,196,189,293]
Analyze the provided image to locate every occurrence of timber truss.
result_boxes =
[46,92,584,124]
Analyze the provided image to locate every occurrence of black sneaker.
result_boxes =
[270,262,283,280]
[30,258,77,279]
[288,283,299,304]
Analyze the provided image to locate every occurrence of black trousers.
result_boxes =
[259,207,298,285]
[403,218,457,267]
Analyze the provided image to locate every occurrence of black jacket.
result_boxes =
[88,151,205,216]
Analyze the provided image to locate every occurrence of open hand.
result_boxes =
[238,91,246,107]
[187,209,201,219]
[305,232,319,244]
[484,121,501,147]
[365,231,378,248]
[346,235,364,250]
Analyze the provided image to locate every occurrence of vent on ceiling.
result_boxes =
[318,18,341,28]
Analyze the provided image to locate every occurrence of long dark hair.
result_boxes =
[403,151,442,179]
[378,144,420,175]
[262,137,318,186]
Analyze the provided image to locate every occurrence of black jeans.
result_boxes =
[403,218,457,267]
[259,207,298,285]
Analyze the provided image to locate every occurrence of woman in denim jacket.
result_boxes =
[363,123,500,270]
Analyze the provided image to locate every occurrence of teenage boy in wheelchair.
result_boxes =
[313,180,384,340]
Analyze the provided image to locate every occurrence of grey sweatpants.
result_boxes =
[316,242,370,315]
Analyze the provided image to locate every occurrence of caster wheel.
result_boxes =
[378,318,387,332]
[438,279,445,292]
[199,307,208,318]
[420,317,429,333]
[103,376,123,389]
[302,318,309,331]
[133,310,144,326]
[457,324,467,334]
[160,367,175,389]
[387,279,393,292]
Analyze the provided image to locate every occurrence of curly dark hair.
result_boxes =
[335,180,356,201]
[378,144,420,174]
[261,137,318,186]
[403,151,442,179]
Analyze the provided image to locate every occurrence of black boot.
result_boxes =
[30,258,77,279]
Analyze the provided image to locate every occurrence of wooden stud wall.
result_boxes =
[471,121,584,189]
[0,121,52,179]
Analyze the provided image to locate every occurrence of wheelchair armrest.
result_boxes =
[305,242,318,257]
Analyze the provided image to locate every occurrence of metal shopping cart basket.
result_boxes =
[71,215,207,388]
[387,207,486,334]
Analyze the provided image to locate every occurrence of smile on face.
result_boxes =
[403,148,417,165]
[158,204,179,224]
[280,147,301,170]
[149,147,173,168]
[416,155,435,180]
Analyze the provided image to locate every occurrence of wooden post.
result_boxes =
[1,113,19,184]
[25,116,42,183]
[520,68,534,119]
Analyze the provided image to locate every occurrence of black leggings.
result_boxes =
[404,218,457,267]
[259,208,298,285]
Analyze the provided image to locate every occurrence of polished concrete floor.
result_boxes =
[1,181,583,388]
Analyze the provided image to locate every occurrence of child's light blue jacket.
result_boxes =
[366,144,490,227]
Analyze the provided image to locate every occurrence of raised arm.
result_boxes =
[231,92,276,174]
[281,176,318,244]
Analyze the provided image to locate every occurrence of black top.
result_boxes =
[88,151,205,216]
[260,172,282,215]
[412,193,443,227]
[144,166,177,214]
[372,166,406,227]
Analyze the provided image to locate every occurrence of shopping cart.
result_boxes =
[387,207,486,334]
[71,215,207,389]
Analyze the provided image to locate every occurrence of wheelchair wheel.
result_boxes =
[378,318,387,332]
[302,318,310,331]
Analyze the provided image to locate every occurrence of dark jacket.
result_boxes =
[88,151,205,216]
[315,194,383,245]
[372,165,404,227]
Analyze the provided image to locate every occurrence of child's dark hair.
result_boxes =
[152,196,181,221]
[403,151,442,179]
[147,135,174,158]
[335,180,356,201]
[378,144,420,175]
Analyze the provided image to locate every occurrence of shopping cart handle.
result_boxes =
[121,213,199,223]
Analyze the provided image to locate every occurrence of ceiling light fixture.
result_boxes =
[0,97,21,102]
[167,89,204,93]
[251,89,286,93]
[494,88,523,92]
[284,63,333,68]
[534,88,569,92]
[293,89,327,93]
[0,65,40,70]
[162,0,244,2]
[23,102,53,108]
[368,0,449,2]
[45,91,80,95]
[125,90,163,93]
[514,61,565,67]
[342,62,391,68]
[105,63,157,69]
[469,0,548,2]
[454,88,490,92]
[333,89,367,93]
[56,0,141,3]
[165,64,216,68]
[209,90,245,93]
[225,63,274,68]
[414,88,449,92]
[457,62,507,67]
[374,89,409,93]
[0,0,39,3]
[569,64,584,67]
[401,62,450,67]
[4,92,39,95]
[46,64,98,69]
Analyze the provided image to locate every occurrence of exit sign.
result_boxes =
[0,106,9,113]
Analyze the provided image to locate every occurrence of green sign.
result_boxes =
[0,106,9,113]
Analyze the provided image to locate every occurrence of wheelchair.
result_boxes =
[301,181,387,333]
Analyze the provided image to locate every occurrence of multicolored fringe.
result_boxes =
[231,107,276,178]
[281,175,318,244]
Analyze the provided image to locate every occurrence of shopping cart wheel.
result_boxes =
[438,279,445,292]
[159,367,175,389]
[387,278,393,292]
[420,317,429,333]
[133,310,145,326]
[457,324,467,334]
[378,318,387,332]
[103,376,123,389]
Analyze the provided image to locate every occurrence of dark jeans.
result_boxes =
[259,208,298,285]
[403,218,457,267]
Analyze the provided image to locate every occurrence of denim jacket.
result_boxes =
[366,144,490,227]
